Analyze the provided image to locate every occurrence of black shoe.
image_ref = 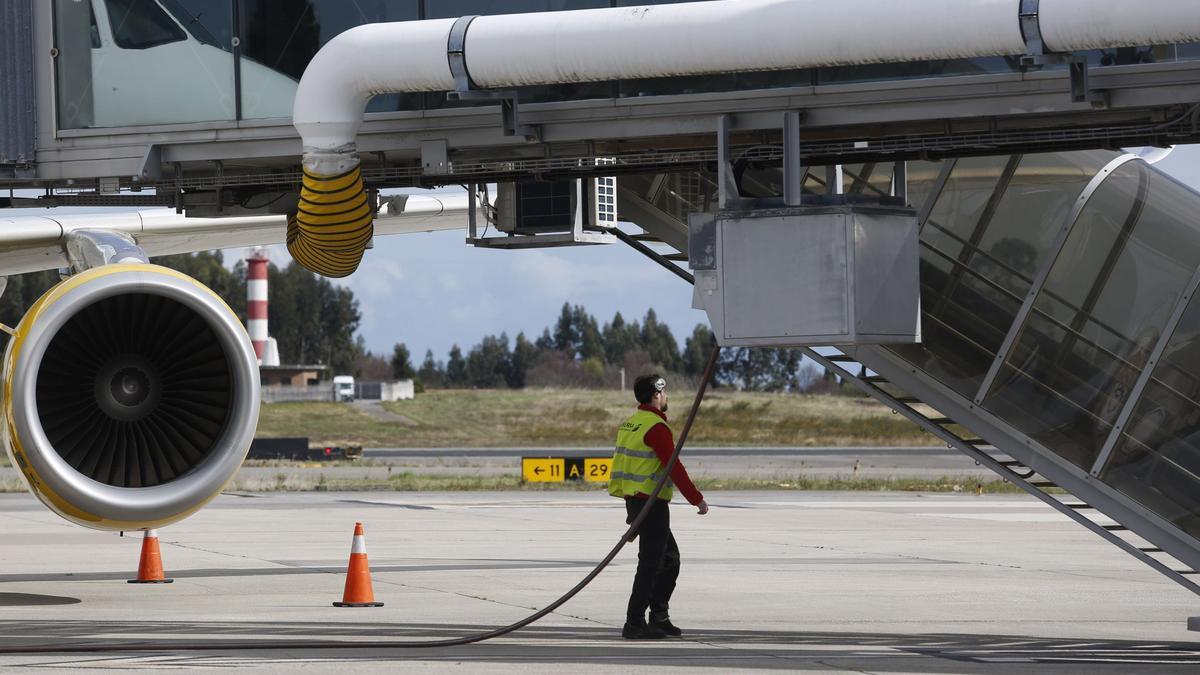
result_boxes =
[650,619,682,636]
[622,621,668,640]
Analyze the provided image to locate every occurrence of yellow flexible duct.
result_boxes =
[287,165,373,278]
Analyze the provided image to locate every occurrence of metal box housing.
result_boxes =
[690,204,921,347]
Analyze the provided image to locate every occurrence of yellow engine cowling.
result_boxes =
[2,264,260,530]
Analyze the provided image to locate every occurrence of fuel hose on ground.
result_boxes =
[0,342,721,654]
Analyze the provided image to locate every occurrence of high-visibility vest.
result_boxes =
[609,409,674,501]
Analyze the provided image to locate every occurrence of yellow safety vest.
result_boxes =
[609,409,674,501]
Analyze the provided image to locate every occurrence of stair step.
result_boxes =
[1176,570,1199,575]
[632,233,663,242]
[928,417,954,425]
[1029,480,1057,488]
[1101,524,1128,531]
[1064,503,1093,510]
[998,460,1028,467]
[1139,547,1164,553]
[825,355,857,363]
[862,376,889,383]
[664,253,688,262]
[895,396,921,404]
[961,438,987,445]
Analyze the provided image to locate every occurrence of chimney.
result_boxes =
[247,249,269,364]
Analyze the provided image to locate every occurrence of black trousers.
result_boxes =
[625,497,680,623]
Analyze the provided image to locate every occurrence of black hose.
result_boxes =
[0,343,722,655]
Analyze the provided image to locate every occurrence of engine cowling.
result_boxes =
[2,264,260,530]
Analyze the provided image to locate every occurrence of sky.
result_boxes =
[8,144,1200,363]
[323,211,704,361]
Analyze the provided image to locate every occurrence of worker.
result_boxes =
[610,373,708,640]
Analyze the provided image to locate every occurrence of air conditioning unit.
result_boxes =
[496,175,618,234]
[690,203,921,347]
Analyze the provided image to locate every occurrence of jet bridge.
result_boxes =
[6,0,1200,603]
[620,145,1200,599]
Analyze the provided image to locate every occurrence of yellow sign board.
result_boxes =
[521,457,613,483]
[583,458,612,483]
[522,458,564,482]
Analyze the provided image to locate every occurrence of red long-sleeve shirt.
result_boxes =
[631,404,704,506]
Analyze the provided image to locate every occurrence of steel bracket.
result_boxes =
[446,90,541,141]
[1019,0,1108,108]
[447,15,541,141]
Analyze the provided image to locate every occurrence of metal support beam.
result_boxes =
[612,228,695,285]
[1019,0,1108,107]
[824,164,843,196]
[892,161,907,203]
[783,111,803,207]
[466,182,479,241]
[717,114,741,210]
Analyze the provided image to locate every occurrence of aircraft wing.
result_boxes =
[0,193,471,276]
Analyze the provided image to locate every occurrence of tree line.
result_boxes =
[377,302,839,393]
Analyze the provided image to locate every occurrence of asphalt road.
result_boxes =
[0,491,1195,672]
[365,446,960,458]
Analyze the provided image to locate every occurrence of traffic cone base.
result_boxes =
[129,529,173,584]
[334,522,382,607]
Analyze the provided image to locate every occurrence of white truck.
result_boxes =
[333,376,356,403]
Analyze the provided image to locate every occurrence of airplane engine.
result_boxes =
[1,264,260,530]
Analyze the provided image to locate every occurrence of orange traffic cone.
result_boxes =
[128,529,173,584]
[333,522,383,607]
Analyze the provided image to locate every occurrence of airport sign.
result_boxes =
[522,457,612,483]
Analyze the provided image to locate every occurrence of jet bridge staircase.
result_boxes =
[807,346,1200,597]
[616,154,1200,599]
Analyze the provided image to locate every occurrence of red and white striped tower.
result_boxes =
[246,249,269,364]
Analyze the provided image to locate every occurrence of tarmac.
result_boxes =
[0,490,1197,672]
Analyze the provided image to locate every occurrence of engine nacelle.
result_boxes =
[2,264,260,530]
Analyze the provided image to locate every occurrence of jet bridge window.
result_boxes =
[103,0,186,50]
[54,0,236,128]
[237,0,421,119]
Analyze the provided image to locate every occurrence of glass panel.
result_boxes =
[986,162,1200,470]
[238,0,421,119]
[842,163,896,199]
[55,0,236,128]
[886,153,1104,398]
[1097,171,1200,537]
[1102,330,1200,537]
[888,156,1013,397]
[903,160,942,212]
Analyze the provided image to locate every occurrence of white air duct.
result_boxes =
[293,0,1200,159]
[289,0,1200,277]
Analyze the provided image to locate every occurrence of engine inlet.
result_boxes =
[35,293,233,488]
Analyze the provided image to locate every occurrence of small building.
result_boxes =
[259,365,328,388]
[356,380,416,401]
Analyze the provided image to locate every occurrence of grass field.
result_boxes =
[254,388,933,448]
